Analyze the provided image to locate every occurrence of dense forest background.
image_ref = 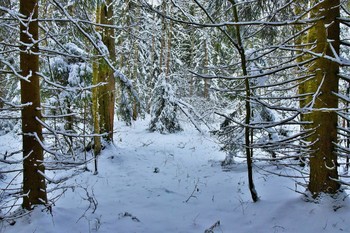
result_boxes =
[1,0,350,228]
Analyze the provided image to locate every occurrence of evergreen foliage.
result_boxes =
[149,74,182,133]
[0,0,350,219]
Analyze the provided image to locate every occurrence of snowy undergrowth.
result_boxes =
[1,119,350,233]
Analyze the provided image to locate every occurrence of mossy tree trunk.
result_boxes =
[92,0,116,155]
[20,0,47,210]
[305,0,340,196]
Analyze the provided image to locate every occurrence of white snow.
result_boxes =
[1,119,350,233]
[147,0,162,7]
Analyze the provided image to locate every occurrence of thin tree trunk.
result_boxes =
[159,2,166,73]
[203,40,209,99]
[148,17,156,112]
[92,58,102,155]
[20,0,47,210]
[294,0,307,122]
[293,0,308,166]
[131,2,140,120]
[132,38,139,120]
[346,85,350,172]
[0,85,3,109]
[230,0,258,202]
[92,5,102,156]
[188,5,195,97]
[165,5,172,76]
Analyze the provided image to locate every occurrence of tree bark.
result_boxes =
[0,85,4,109]
[20,0,47,210]
[294,0,307,122]
[159,2,166,73]
[92,58,102,155]
[306,0,340,196]
[92,0,116,155]
[165,5,172,76]
[230,0,258,202]
[203,40,209,99]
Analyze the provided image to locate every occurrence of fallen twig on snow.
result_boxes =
[204,220,221,233]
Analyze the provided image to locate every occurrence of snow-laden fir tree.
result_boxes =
[149,74,182,133]
[42,42,92,153]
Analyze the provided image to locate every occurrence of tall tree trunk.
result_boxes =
[165,5,172,76]
[20,0,47,210]
[306,0,340,196]
[230,0,258,202]
[148,15,156,112]
[0,84,4,109]
[132,39,139,120]
[92,59,102,155]
[294,0,308,166]
[203,39,209,99]
[159,2,167,74]
[188,5,195,97]
[92,0,116,155]
[130,2,140,120]
[294,0,307,122]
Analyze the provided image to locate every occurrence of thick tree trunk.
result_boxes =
[99,1,116,141]
[306,0,340,196]
[92,0,116,155]
[20,0,47,210]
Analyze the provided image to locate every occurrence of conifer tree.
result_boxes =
[20,0,47,210]
[304,0,340,196]
[92,0,116,155]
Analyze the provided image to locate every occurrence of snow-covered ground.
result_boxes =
[1,119,350,233]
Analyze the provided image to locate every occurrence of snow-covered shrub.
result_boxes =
[118,86,134,126]
[214,100,294,166]
[41,42,93,153]
[149,74,182,134]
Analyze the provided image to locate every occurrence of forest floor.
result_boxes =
[1,118,350,233]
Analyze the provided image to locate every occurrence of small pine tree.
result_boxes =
[149,74,182,133]
[118,86,133,126]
